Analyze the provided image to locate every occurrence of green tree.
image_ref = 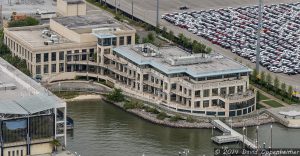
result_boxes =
[205,47,212,54]
[168,30,174,41]
[281,82,286,95]
[265,73,273,90]
[162,26,168,37]
[288,86,293,99]
[252,68,258,82]
[107,88,125,102]
[142,37,149,43]
[147,32,155,43]
[273,76,280,93]
[8,17,39,27]
[260,71,266,85]
[135,33,140,44]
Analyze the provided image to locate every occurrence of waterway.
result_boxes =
[67,100,300,156]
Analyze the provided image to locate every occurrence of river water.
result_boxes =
[66,100,300,156]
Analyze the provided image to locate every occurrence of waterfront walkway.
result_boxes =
[211,120,258,149]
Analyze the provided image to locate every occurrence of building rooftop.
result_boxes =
[5,25,74,48]
[0,57,65,115]
[114,44,251,78]
[64,0,85,4]
[52,15,133,34]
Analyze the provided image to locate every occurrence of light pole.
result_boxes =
[131,0,134,20]
[115,0,117,14]
[156,0,160,27]
[270,124,273,149]
[243,127,246,149]
[256,125,259,148]
[212,126,215,136]
[255,0,263,73]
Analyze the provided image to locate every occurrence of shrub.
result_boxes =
[123,100,144,110]
[8,17,39,27]
[169,115,183,122]
[156,112,168,120]
[145,107,160,114]
[107,88,124,102]
[186,116,196,123]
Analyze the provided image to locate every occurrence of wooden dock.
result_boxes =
[211,120,258,149]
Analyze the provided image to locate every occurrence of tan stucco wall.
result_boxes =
[56,0,86,16]
[30,143,53,155]
[2,146,27,156]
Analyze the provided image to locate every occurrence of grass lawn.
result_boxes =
[256,103,266,109]
[258,92,270,101]
[53,91,80,99]
[264,100,283,108]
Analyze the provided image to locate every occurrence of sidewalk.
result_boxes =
[252,86,289,107]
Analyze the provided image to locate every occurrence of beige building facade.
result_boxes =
[3,15,255,117]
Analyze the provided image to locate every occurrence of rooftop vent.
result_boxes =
[166,54,212,66]
[135,44,160,57]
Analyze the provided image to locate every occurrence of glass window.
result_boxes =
[36,65,41,74]
[51,64,56,73]
[212,88,218,96]
[229,111,236,117]
[229,86,235,94]
[44,64,49,74]
[119,36,124,45]
[44,53,48,62]
[67,51,72,62]
[203,89,210,97]
[220,87,227,95]
[237,85,243,93]
[212,99,218,106]
[59,63,64,72]
[36,54,41,63]
[203,100,209,107]
[195,90,201,97]
[51,52,56,61]
[127,36,132,45]
[59,51,64,60]
[112,37,117,46]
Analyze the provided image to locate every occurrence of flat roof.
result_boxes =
[52,15,134,34]
[6,25,73,48]
[0,57,65,115]
[114,44,251,78]
[64,0,85,4]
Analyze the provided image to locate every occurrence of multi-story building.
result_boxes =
[0,57,67,156]
[3,15,255,117]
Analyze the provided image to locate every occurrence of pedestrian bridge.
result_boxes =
[211,120,258,149]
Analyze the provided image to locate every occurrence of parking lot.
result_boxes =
[163,3,300,75]
[103,0,300,90]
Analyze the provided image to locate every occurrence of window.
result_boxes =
[203,89,210,97]
[44,53,49,62]
[127,36,132,45]
[195,90,201,97]
[203,100,209,107]
[119,36,124,45]
[67,51,72,62]
[59,51,64,60]
[104,49,110,54]
[220,87,227,95]
[44,64,49,74]
[212,88,218,96]
[112,37,117,46]
[36,54,41,63]
[59,63,65,72]
[195,101,200,108]
[237,85,243,93]
[212,99,218,106]
[82,49,87,61]
[36,65,41,74]
[74,50,79,61]
[8,151,11,156]
[229,86,235,94]
[51,64,56,73]
[51,52,56,61]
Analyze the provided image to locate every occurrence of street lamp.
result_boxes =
[255,0,263,72]
[212,126,215,136]
[256,125,259,148]
[270,124,273,149]
[243,127,246,149]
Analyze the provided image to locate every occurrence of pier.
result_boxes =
[211,120,258,149]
